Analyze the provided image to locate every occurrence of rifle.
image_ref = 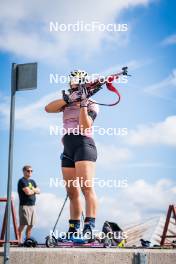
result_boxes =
[62,66,131,107]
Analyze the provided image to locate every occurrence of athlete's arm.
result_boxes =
[79,107,93,131]
[45,99,67,113]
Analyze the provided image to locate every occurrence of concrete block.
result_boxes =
[0,247,175,264]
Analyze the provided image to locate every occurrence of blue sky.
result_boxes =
[0,0,176,242]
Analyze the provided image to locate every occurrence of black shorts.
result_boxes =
[61,133,97,168]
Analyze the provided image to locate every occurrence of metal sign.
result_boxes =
[16,63,37,91]
[4,62,38,264]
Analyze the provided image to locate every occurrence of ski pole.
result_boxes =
[53,194,68,233]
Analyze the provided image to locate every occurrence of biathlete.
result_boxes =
[45,70,99,240]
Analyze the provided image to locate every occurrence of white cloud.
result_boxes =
[0,0,153,63]
[13,178,175,232]
[126,115,176,147]
[96,142,132,169]
[36,193,69,228]
[13,192,69,229]
[161,33,176,46]
[99,59,154,80]
[124,162,170,168]
[0,91,62,130]
[98,178,176,227]
[144,69,176,102]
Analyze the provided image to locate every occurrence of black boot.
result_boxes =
[66,219,80,240]
[83,217,95,242]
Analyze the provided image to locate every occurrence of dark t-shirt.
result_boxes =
[18,177,37,206]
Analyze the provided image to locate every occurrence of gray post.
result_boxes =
[3,63,17,264]
[3,62,37,264]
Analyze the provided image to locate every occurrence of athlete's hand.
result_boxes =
[79,87,89,107]
[80,98,89,107]
[80,87,89,100]
[68,91,81,102]
[63,87,88,105]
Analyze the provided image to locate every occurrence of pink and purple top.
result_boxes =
[62,99,99,138]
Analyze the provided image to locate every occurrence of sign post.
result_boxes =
[3,63,37,264]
